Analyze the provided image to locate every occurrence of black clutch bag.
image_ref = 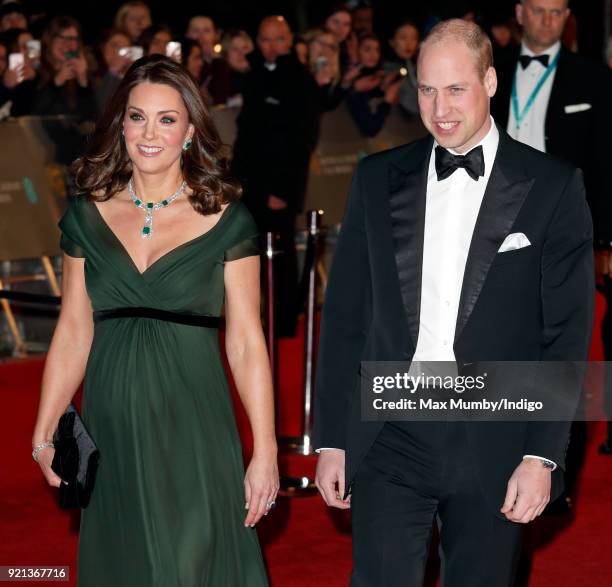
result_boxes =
[50,403,100,509]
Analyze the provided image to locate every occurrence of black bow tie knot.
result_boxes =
[519,54,549,69]
[435,145,485,181]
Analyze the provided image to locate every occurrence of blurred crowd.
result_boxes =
[3,1,605,136]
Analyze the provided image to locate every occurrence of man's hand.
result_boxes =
[500,458,551,523]
[315,449,351,509]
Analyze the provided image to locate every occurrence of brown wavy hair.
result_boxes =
[71,54,241,214]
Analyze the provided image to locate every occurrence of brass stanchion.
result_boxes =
[279,210,325,495]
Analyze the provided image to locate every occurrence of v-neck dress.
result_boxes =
[58,195,269,587]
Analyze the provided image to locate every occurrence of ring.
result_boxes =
[266,500,276,510]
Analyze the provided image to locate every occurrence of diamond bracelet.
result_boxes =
[32,441,54,462]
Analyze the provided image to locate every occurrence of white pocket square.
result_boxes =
[564,103,591,114]
[498,233,531,253]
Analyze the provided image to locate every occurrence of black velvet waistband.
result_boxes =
[93,307,223,328]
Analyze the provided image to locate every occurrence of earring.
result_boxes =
[182,138,192,151]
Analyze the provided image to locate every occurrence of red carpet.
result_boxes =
[0,292,610,586]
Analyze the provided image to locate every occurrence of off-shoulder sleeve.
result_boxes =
[58,197,87,258]
[224,202,261,262]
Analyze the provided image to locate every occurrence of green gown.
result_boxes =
[58,195,269,587]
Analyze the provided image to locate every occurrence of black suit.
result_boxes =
[231,50,322,336]
[492,45,612,493]
[314,128,594,585]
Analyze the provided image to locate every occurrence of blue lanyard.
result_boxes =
[511,50,560,130]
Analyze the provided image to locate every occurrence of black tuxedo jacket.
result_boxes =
[491,46,612,246]
[313,128,594,516]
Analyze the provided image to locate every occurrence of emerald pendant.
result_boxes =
[128,177,186,239]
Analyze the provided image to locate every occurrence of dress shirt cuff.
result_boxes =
[522,454,557,471]
[315,447,340,453]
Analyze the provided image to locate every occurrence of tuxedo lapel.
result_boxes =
[455,130,535,342]
[388,137,432,347]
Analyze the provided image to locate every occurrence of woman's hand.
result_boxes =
[71,53,89,86]
[54,60,75,86]
[243,451,279,527]
[34,445,64,488]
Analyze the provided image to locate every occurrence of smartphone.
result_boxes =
[8,52,24,70]
[118,46,144,61]
[8,53,24,82]
[26,40,41,61]
[165,41,181,63]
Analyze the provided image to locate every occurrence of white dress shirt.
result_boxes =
[413,118,499,361]
[506,41,561,153]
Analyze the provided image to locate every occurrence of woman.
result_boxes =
[114,0,152,44]
[345,33,401,137]
[92,28,131,115]
[32,55,277,586]
[221,28,253,102]
[306,28,340,86]
[304,28,354,111]
[31,16,96,121]
[323,3,357,74]
[0,27,37,116]
[179,37,203,83]
[138,24,173,57]
[384,21,420,117]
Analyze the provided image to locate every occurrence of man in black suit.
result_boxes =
[231,15,321,337]
[492,0,612,486]
[314,18,594,587]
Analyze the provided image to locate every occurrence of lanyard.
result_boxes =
[511,50,560,130]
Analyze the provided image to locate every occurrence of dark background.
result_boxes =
[24,0,608,62]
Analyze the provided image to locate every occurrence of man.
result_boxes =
[492,0,612,489]
[231,15,321,337]
[314,19,593,586]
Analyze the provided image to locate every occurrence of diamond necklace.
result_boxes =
[128,177,186,239]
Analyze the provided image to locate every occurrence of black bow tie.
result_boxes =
[435,145,485,181]
[519,54,549,69]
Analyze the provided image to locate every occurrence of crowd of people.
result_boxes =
[1,1,580,133]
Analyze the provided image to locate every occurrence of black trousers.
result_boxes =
[350,422,523,587]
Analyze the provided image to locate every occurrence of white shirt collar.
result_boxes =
[520,40,561,59]
[432,115,500,181]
